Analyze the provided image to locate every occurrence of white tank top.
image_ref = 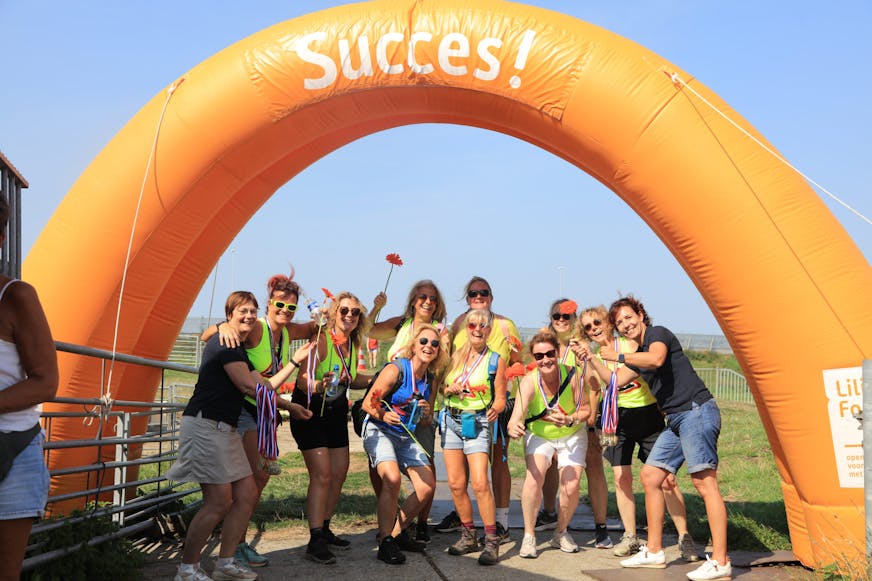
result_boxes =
[0,279,37,431]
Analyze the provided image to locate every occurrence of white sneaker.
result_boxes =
[212,560,257,580]
[620,546,666,569]
[519,533,538,558]
[550,530,579,553]
[174,566,214,581]
[686,555,732,580]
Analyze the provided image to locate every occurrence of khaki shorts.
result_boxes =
[166,414,252,484]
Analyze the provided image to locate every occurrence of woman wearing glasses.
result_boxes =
[577,297,729,581]
[290,292,373,565]
[169,291,315,581]
[578,305,697,562]
[441,309,507,565]
[534,299,612,550]
[439,277,519,541]
[367,280,449,542]
[200,273,316,568]
[507,330,591,558]
[361,326,448,564]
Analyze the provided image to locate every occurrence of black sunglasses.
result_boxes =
[418,337,440,347]
[417,293,437,302]
[532,349,557,360]
[467,289,491,299]
[583,319,603,331]
[339,306,361,317]
[551,313,572,321]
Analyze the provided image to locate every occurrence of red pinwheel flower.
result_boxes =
[507,335,522,352]
[526,361,538,371]
[505,362,527,381]
[330,329,347,346]
[559,299,578,315]
[467,384,488,394]
[322,287,335,300]
[385,253,403,266]
[369,390,381,409]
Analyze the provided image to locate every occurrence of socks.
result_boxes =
[595,523,607,533]
[215,556,232,568]
[484,524,497,536]
[495,507,509,529]
[310,526,323,541]
[179,563,197,574]
[462,521,475,530]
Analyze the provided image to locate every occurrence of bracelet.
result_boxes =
[289,359,301,369]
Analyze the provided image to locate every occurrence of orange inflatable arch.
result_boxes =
[24,0,870,568]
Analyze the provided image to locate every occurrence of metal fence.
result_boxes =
[694,367,753,404]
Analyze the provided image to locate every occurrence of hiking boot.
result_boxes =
[415,521,431,543]
[533,509,558,531]
[434,510,462,533]
[551,530,579,553]
[396,529,426,553]
[519,533,538,558]
[686,556,732,580]
[613,532,640,557]
[679,532,700,562]
[304,536,336,565]
[447,527,481,555]
[620,546,666,569]
[594,528,613,549]
[376,536,406,565]
[212,560,257,580]
[478,522,511,546]
[236,543,268,568]
[478,534,500,566]
[174,567,213,581]
[322,527,351,550]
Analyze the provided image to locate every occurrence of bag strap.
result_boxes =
[524,367,576,426]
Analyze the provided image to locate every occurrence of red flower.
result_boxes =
[505,362,527,381]
[385,253,404,266]
[506,335,522,352]
[468,384,488,394]
[330,329,347,346]
[369,390,381,409]
[526,361,537,371]
[558,300,578,315]
[322,287,335,300]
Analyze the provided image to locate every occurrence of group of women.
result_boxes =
[167,273,732,581]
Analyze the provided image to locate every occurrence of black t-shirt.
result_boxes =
[627,325,712,415]
[183,335,254,426]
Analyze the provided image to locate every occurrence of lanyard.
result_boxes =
[265,318,284,376]
[332,334,353,381]
[458,347,488,386]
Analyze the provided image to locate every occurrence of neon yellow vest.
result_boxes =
[527,364,583,440]
[443,348,495,411]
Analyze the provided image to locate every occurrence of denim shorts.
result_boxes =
[646,399,721,474]
[237,408,257,435]
[363,421,429,470]
[440,410,491,455]
[0,431,49,520]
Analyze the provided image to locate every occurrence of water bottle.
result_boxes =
[304,296,325,326]
[325,364,341,399]
[405,396,423,432]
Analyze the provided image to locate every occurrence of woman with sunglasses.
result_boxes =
[290,292,373,565]
[578,306,697,562]
[200,273,317,568]
[507,330,590,558]
[367,280,449,542]
[534,299,613,550]
[169,291,315,581]
[361,326,448,564]
[577,297,729,581]
[440,276,519,541]
[441,309,507,566]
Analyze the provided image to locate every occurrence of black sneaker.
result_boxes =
[377,536,406,565]
[434,510,462,533]
[533,509,558,531]
[305,536,336,565]
[396,529,426,553]
[415,521,431,543]
[322,527,351,550]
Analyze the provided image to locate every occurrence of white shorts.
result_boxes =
[524,429,588,469]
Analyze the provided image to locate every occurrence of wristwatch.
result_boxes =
[617,353,625,364]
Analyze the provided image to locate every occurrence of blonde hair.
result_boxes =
[578,304,611,341]
[447,309,490,376]
[326,291,371,349]
[393,325,449,382]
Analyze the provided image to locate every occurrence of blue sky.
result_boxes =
[2,1,869,334]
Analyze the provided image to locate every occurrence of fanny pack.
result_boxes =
[0,422,41,482]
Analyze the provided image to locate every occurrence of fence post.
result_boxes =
[113,412,131,527]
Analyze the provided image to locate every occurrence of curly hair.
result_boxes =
[608,295,652,327]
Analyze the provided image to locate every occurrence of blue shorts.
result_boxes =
[0,431,49,520]
[646,399,721,475]
[237,408,257,435]
[363,421,429,470]
[440,410,491,455]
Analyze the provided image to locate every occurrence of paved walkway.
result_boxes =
[137,419,811,580]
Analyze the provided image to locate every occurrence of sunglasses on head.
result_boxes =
[467,289,491,299]
[417,293,437,303]
[467,321,489,331]
[418,337,440,347]
[339,306,361,317]
[583,319,603,331]
[532,349,557,361]
[551,313,572,321]
[270,299,297,312]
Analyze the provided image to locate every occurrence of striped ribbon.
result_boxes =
[256,383,279,460]
[601,371,619,437]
